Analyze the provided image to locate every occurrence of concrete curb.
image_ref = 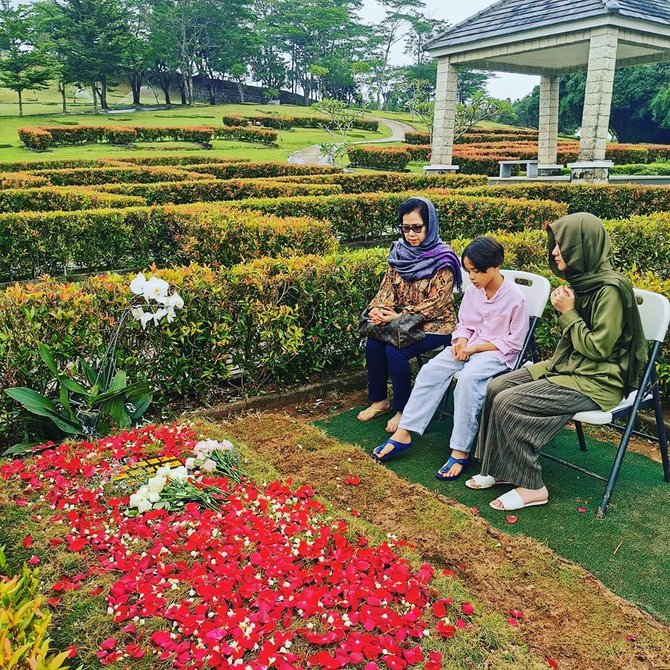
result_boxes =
[191,370,367,421]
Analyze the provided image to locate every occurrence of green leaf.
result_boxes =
[80,358,98,386]
[2,441,41,458]
[4,387,82,435]
[92,380,150,405]
[129,393,152,421]
[60,376,91,397]
[58,383,75,422]
[38,343,58,376]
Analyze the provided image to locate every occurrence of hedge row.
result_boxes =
[27,166,212,187]
[96,178,343,205]
[221,113,379,132]
[228,190,567,242]
[460,183,670,218]
[610,163,670,176]
[0,173,50,189]
[0,250,383,443]
[19,125,221,149]
[0,155,247,172]
[215,126,278,144]
[165,161,341,180]
[348,145,411,171]
[0,187,145,214]
[270,172,487,192]
[0,204,338,281]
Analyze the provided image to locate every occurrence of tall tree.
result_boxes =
[0,5,54,116]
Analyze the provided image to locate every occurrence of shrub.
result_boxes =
[0,186,145,214]
[104,126,137,144]
[269,172,487,192]
[185,161,340,179]
[0,172,50,189]
[40,125,106,145]
[18,127,52,151]
[219,114,379,132]
[30,166,210,186]
[215,126,278,144]
[97,178,342,205]
[352,118,379,132]
[229,190,567,242]
[347,145,412,170]
[405,131,430,145]
[0,250,384,442]
[461,182,670,218]
[221,114,247,127]
[610,163,670,176]
[109,155,248,167]
[0,204,338,281]
[405,144,432,162]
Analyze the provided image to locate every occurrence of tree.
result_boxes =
[0,5,54,116]
[37,0,128,112]
[455,92,513,138]
[312,97,363,166]
[457,69,490,104]
[122,0,153,106]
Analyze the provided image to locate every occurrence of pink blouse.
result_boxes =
[451,278,529,368]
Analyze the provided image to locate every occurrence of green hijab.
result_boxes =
[547,213,647,394]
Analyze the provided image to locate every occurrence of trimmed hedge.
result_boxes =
[0,250,384,443]
[0,156,232,173]
[17,128,52,151]
[171,161,341,180]
[269,172,488,192]
[461,183,670,218]
[0,204,338,281]
[0,187,145,214]
[97,178,343,205]
[221,113,380,132]
[405,132,430,145]
[610,163,670,176]
[28,166,211,187]
[215,126,278,144]
[228,190,567,242]
[0,173,50,189]
[348,145,411,170]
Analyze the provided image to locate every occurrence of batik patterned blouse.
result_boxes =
[368,266,456,335]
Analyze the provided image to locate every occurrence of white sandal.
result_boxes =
[465,474,512,490]
[489,489,548,511]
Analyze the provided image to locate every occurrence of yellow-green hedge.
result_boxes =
[0,187,145,213]
[26,166,211,186]
[0,204,337,281]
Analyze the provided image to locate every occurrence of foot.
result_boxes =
[465,474,512,490]
[357,400,390,422]
[385,411,402,433]
[490,486,549,510]
[439,450,470,479]
[376,428,412,460]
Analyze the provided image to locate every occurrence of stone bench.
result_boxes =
[423,164,460,174]
[499,160,539,178]
[538,163,564,176]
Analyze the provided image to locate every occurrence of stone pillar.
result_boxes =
[579,27,618,162]
[538,74,560,165]
[431,58,459,166]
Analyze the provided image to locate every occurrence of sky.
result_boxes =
[361,0,539,102]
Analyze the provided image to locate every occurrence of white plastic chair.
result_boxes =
[541,288,670,517]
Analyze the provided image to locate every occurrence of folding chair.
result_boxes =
[419,270,551,419]
[540,288,670,517]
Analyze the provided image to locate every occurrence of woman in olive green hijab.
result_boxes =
[466,213,646,512]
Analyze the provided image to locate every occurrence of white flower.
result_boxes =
[148,491,161,503]
[143,276,170,301]
[130,273,147,296]
[202,458,217,473]
[157,293,184,309]
[134,310,153,329]
[148,475,167,494]
[136,498,152,514]
[185,457,196,469]
[167,466,188,483]
[165,307,176,324]
[216,440,234,452]
[152,307,168,325]
[129,491,146,508]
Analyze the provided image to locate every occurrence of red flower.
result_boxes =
[344,476,361,486]
[22,534,33,548]
[436,621,455,638]
[460,602,475,616]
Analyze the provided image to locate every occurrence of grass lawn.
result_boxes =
[316,404,670,624]
[0,101,394,164]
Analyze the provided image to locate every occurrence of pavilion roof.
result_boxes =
[427,0,670,51]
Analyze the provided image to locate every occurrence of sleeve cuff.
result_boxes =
[488,337,511,356]
[558,309,581,332]
[451,328,472,341]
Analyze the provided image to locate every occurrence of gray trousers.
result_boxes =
[477,368,599,489]
[399,348,509,454]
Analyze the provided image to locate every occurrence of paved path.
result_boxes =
[288,116,416,165]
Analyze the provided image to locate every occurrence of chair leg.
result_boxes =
[653,388,670,483]
[598,429,633,518]
[575,421,587,452]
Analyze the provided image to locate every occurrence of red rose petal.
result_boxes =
[22,534,33,548]
[547,659,559,669]
[506,515,519,524]
[461,602,475,616]
[577,507,588,513]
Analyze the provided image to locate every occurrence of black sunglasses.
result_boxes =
[400,224,425,234]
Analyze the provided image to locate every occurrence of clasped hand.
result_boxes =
[550,285,575,314]
[452,338,473,361]
[368,306,397,325]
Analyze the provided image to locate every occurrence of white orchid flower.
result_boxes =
[130,273,147,296]
[136,498,152,514]
[185,457,196,470]
[131,307,145,322]
[143,276,170,301]
[165,307,176,324]
[148,491,161,503]
[202,458,217,473]
[152,308,168,325]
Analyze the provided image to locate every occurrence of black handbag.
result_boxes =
[359,306,426,348]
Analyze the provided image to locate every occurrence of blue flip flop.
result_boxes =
[435,455,471,481]
[372,438,413,463]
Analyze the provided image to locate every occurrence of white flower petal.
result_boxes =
[130,273,146,295]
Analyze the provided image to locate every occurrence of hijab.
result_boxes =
[548,212,647,393]
[387,197,462,287]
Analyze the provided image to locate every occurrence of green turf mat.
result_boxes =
[316,407,670,623]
